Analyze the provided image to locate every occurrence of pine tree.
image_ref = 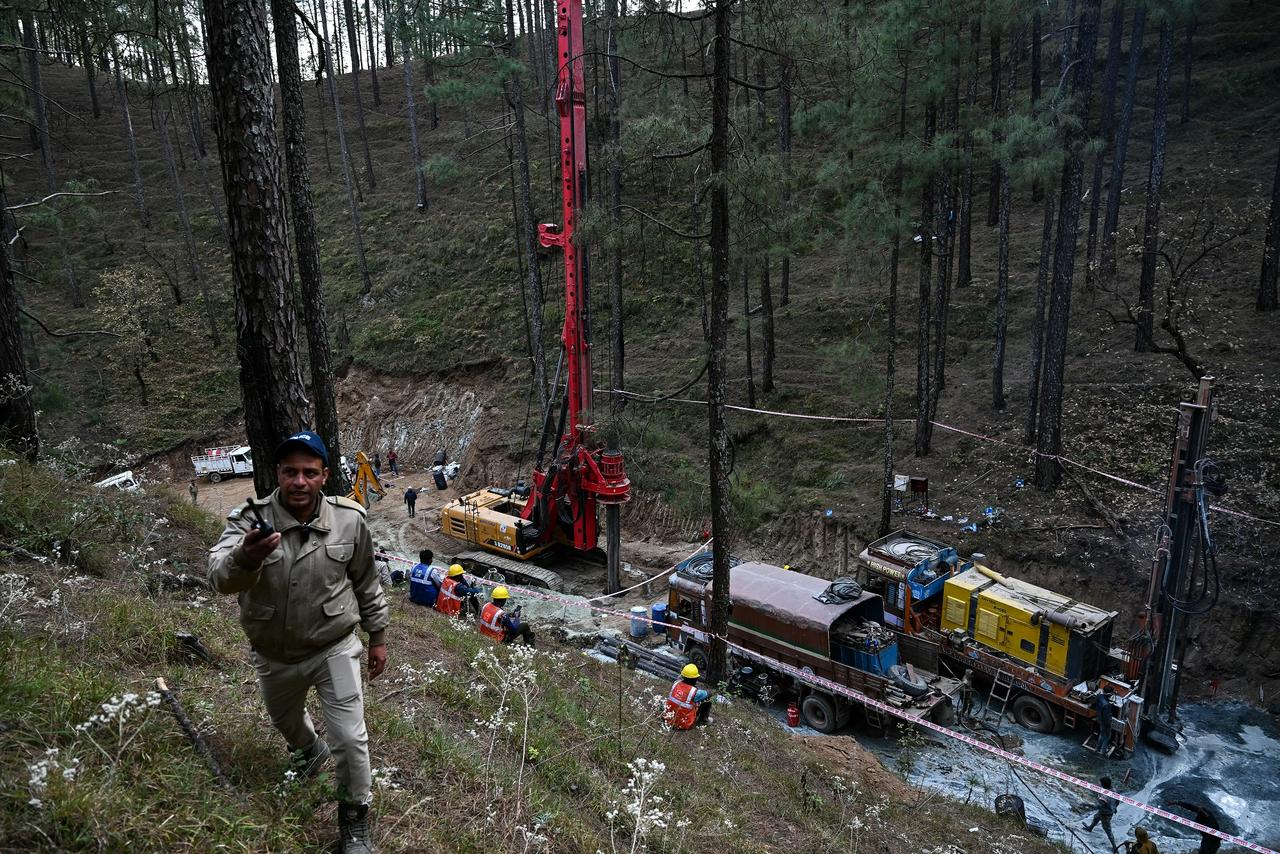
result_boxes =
[1135,17,1174,352]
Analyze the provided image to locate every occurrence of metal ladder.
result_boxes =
[983,669,1017,723]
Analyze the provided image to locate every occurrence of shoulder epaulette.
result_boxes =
[327,495,368,517]
[228,494,272,520]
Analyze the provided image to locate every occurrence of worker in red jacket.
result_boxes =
[665,664,712,730]
[477,587,535,646]
[435,564,480,618]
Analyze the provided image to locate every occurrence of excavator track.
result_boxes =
[455,551,565,591]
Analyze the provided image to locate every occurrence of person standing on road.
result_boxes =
[386,448,399,476]
[1084,775,1119,851]
[188,478,199,504]
[404,486,417,517]
[208,431,388,854]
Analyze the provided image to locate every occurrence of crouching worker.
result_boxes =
[478,586,536,646]
[208,431,388,854]
[435,564,482,618]
[408,550,440,606]
[665,664,712,730]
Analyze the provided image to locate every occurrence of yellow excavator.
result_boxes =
[346,451,385,507]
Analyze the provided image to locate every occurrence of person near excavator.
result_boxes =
[435,563,481,618]
[477,586,536,646]
[1083,775,1119,851]
[665,664,712,730]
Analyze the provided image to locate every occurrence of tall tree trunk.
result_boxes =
[113,49,150,228]
[606,0,625,412]
[707,0,732,687]
[1084,0,1126,291]
[1135,19,1174,352]
[343,0,377,187]
[914,102,936,458]
[1260,141,1280,312]
[1034,0,1102,490]
[383,0,394,68]
[778,59,793,307]
[741,267,755,407]
[160,113,220,346]
[204,0,312,496]
[993,30,1020,410]
[79,26,100,119]
[505,0,547,409]
[23,15,55,193]
[272,0,348,495]
[365,0,381,107]
[1101,2,1147,279]
[956,18,979,290]
[881,57,909,539]
[319,0,374,294]
[0,188,38,462]
[1025,191,1056,443]
[753,48,774,394]
[400,9,427,212]
[986,27,1002,227]
[1179,17,1195,125]
[1030,10,1043,202]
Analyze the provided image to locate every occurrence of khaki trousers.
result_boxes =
[253,633,371,804]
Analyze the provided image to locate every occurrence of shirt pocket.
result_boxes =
[325,542,355,564]
[244,601,276,621]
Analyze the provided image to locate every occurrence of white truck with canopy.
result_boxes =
[191,445,254,483]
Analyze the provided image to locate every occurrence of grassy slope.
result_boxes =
[5,3,1280,688]
[0,455,1063,853]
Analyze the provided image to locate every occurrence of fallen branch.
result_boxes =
[1064,468,1124,537]
[6,190,117,212]
[20,307,122,338]
[154,677,234,791]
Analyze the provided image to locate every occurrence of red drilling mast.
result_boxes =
[524,0,629,584]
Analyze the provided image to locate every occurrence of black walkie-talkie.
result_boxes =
[244,498,275,537]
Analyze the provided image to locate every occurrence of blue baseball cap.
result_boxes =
[275,431,330,466]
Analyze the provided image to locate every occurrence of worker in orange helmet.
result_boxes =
[665,663,712,730]
[477,586,535,646]
[435,564,481,618]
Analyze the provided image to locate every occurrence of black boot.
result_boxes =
[290,738,331,778]
[337,802,374,854]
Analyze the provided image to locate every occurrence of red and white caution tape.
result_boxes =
[374,547,1277,852]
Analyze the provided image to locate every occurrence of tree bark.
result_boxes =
[365,0,381,107]
[504,0,547,410]
[343,0,377,188]
[881,57,909,539]
[400,14,427,212]
[1030,10,1043,202]
[23,15,55,193]
[778,59,793,307]
[707,0,732,687]
[1034,0,1102,490]
[1135,19,1174,353]
[741,267,755,408]
[914,102,936,458]
[1084,0,1126,291]
[205,0,312,496]
[993,30,1019,410]
[986,28,1002,227]
[956,18,979,290]
[0,193,38,462]
[113,49,151,229]
[160,113,220,346]
[606,0,625,412]
[272,0,348,495]
[1101,2,1147,279]
[1260,141,1280,312]
[319,0,374,295]
[79,25,100,119]
[1025,190,1056,444]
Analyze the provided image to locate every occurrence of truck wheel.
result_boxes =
[888,664,930,698]
[687,647,710,675]
[801,693,839,733]
[1011,695,1056,734]
[209,472,222,484]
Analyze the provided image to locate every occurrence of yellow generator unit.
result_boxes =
[940,564,1117,682]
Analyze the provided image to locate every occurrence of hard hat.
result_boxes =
[681,663,700,679]
[447,564,465,577]
[492,586,510,600]
[783,564,792,571]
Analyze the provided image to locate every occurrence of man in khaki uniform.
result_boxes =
[209,431,388,854]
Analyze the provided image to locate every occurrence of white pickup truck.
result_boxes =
[191,445,254,483]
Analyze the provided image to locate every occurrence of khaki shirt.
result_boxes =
[208,490,389,663]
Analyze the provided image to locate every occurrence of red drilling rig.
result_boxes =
[441,0,631,593]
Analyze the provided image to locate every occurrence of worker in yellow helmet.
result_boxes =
[1131,826,1160,854]
[665,662,712,730]
[435,564,481,618]
[477,586,535,646]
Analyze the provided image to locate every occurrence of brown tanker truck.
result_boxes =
[666,559,959,732]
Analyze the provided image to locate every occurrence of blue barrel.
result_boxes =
[629,606,649,637]
[651,603,668,636]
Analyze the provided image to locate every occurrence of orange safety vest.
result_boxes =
[478,602,507,641]
[665,680,700,730]
[435,576,463,616]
